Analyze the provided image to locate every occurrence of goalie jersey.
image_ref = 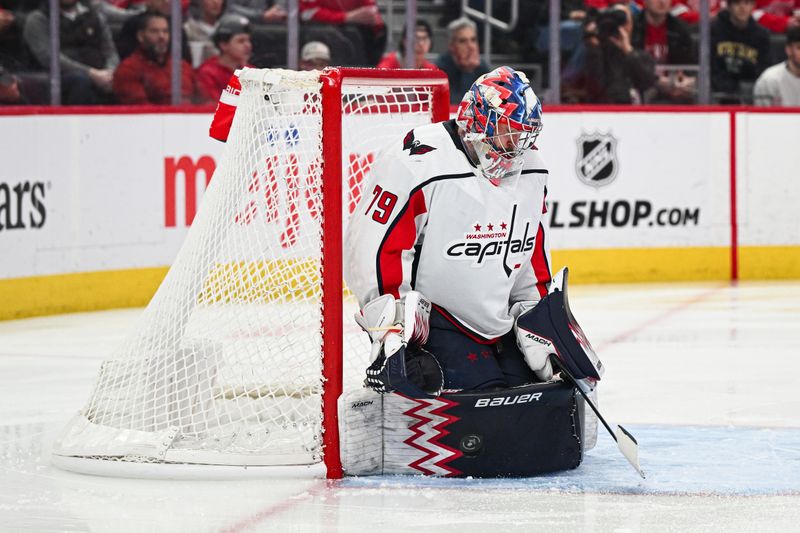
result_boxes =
[345,119,552,340]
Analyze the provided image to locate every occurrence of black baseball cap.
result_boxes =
[213,15,250,46]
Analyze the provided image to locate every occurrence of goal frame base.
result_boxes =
[50,454,327,480]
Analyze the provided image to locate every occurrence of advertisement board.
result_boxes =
[1,108,798,319]
[735,111,800,279]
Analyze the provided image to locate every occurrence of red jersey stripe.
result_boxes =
[377,189,428,298]
[532,222,551,298]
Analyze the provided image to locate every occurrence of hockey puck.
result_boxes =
[459,434,483,455]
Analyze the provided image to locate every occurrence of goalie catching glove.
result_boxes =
[513,267,604,384]
[355,292,442,397]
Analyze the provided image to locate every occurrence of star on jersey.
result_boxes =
[403,130,437,156]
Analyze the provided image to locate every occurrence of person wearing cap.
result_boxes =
[299,41,330,70]
[197,14,253,99]
[376,19,438,70]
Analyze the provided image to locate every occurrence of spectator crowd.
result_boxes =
[0,0,798,106]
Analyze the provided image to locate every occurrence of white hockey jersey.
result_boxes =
[344,120,552,340]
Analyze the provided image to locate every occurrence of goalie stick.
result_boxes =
[516,267,644,479]
[551,355,645,479]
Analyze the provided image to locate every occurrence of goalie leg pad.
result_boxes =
[341,381,587,478]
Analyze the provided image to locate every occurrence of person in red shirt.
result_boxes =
[752,0,800,33]
[299,0,386,65]
[113,12,206,105]
[196,14,253,101]
[376,19,439,70]
[672,0,799,33]
[631,0,696,102]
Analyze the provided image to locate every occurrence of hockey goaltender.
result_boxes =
[342,66,643,478]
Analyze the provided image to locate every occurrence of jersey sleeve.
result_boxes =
[509,181,552,305]
[344,150,429,307]
[299,0,348,24]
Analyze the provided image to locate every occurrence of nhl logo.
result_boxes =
[575,132,619,187]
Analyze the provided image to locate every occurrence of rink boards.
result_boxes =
[0,107,799,319]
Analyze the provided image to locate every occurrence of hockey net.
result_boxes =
[52,68,449,478]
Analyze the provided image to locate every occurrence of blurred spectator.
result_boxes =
[0,64,25,103]
[299,0,386,65]
[196,14,250,100]
[184,0,226,67]
[99,0,190,27]
[564,4,657,103]
[113,12,204,104]
[376,19,438,69]
[671,0,722,26]
[23,0,118,104]
[633,0,694,64]
[117,0,190,60]
[1,0,35,71]
[435,17,490,104]
[96,0,143,27]
[632,0,697,103]
[530,0,589,59]
[1,0,47,104]
[671,0,798,34]
[753,25,800,104]
[711,0,772,103]
[228,0,285,23]
[751,0,800,33]
[299,40,329,70]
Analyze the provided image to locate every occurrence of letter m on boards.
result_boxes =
[164,155,216,227]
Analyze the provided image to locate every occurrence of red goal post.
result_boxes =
[318,68,449,478]
[51,68,449,479]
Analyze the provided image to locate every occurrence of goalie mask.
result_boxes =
[456,66,543,183]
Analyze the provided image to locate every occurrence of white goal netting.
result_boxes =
[52,68,445,474]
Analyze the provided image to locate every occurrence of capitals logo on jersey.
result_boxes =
[403,130,437,156]
[443,205,535,277]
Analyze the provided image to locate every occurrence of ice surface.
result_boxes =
[1,281,799,532]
